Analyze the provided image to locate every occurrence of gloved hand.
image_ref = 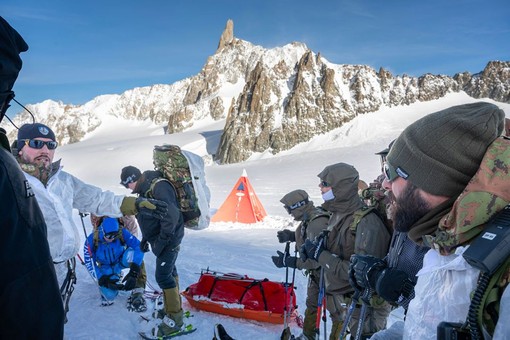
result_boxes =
[348,256,364,294]
[271,250,297,268]
[135,197,168,219]
[277,229,296,243]
[98,275,124,290]
[300,234,326,262]
[122,263,141,291]
[120,196,168,219]
[375,268,415,304]
[140,238,150,253]
[350,254,387,290]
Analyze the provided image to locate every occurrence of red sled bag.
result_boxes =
[181,269,296,324]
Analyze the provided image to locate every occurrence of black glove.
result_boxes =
[375,268,415,304]
[348,257,364,294]
[122,263,140,291]
[98,275,124,290]
[271,250,297,268]
[300,235,326,262]
[140,238,150,253]
[277,229,296,243]
[350,254,387,291]
[136,197,168,219]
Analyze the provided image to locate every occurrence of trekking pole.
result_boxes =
[283,241,291,331]
[322,293,327,340]
[315,267,325,340]
[338,289,361,340]
[354,288,372,340]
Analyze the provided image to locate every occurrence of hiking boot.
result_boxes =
[127,291,147,312]
[153,314,184,337]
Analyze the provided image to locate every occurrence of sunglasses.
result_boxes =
[320,180,330,187]
[104,232,118,241]
[284,199,308,214]
[24,139,58,150]
[383,162,400,182]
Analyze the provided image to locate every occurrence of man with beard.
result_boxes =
[0,16,64,338]
[350,143,431,340]
[300,163,392,340]
[14,123,168,321]
[349,102,510,339]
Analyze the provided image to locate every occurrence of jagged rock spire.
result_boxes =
[217,19,234,51]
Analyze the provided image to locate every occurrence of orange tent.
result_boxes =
[211,170,267,223]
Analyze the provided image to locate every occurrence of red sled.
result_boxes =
[181,269,296,324]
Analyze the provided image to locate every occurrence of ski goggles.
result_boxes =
[121,175,137,188]
[104,232,118,241]
[284,198,309,214]
[23,139,58,150]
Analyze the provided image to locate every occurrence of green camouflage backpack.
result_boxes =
[152,144,201,228]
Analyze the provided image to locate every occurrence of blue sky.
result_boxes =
[1,0,509,107]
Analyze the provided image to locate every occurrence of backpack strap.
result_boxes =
[349,206,376,235]
[145,177,171,199]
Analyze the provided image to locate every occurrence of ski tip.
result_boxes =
[139,326,197,339]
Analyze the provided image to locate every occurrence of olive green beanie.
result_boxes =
[386,102,505,197]
[280,189,309,207]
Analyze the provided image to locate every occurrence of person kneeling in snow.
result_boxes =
[84,217,147,311]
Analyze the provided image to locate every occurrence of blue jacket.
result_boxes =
[83,227,143,280]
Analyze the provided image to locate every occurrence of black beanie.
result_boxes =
[120,166,141,187]
[17,123,56,151]
[387,102,505,197]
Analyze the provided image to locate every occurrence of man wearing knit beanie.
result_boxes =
[386,101,505,198]
[17,122,56,153]
[349,102,508,339]
[0,16,64,338]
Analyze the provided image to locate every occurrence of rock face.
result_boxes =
[6,20,509,164]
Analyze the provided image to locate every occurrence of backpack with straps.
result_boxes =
[151,144,211,229]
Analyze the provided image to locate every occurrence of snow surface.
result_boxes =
[59,94,509,339]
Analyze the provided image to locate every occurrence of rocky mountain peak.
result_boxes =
[217,19,235,51]
[4,24,508,166]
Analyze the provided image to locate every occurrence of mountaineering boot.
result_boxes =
[127,288,147,312]
[154,311,184,337]
[329,320,344,340]
[152,287,184,337]
[213,323,235,340]
[296,308,316,340]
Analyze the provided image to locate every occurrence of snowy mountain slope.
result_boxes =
[59,94,509,339]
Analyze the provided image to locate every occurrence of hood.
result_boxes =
[318,163,363,213]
